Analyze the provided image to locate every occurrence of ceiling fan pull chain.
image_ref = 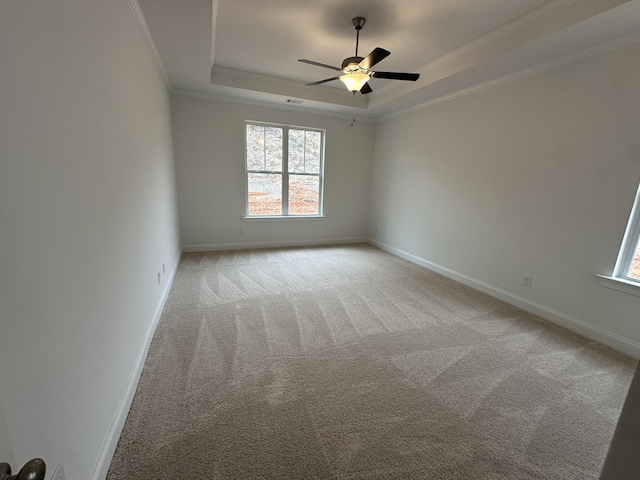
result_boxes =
[351,92,356,127]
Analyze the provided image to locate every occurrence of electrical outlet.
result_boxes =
[49,462,65,480]
[523,275,533,287]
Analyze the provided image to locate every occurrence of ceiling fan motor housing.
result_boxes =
[341,56,365,72]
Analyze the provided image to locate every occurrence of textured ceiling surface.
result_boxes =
[213,0,551,81]
[138,0,640,117]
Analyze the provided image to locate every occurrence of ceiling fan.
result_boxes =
[299,17,420,94]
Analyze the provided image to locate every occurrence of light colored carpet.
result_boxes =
[107,244,634,479]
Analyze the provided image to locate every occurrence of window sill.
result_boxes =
[596,274,640,297]
[242,215,326,222]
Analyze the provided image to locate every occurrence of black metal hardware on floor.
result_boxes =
[0,458,45,480]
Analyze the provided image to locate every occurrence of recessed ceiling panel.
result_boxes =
[137,0,639,116]
[213,0,553,87]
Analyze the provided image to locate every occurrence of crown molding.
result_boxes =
[126,0,171,89]
[372,0,631,105]
[178,28,640,123]
[379,31,640,122]
[170,88,378,122]
[210,66,369,109]
[422,0,584,75]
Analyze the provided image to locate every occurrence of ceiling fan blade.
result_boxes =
[359,48,390,70]
[306,76,340,86]
[298,59,342,71]
[360,82,373,94]
[371,71,420,81]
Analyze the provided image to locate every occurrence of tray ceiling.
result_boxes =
[137,0,640,117]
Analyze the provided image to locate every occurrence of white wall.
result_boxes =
[0,406,13,467]
[171,94,375,250]
[0,1,180,479]
[369,42,640,356]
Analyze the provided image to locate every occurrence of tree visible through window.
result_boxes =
[245,122,324,216]
[627,237,640,279]
[613,183,640,281]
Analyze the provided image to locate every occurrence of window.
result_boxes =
[245,122,324,217]
[597,183,640,295]
[614,183,640,281]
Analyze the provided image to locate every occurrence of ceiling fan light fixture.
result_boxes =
[300,16,419,94]
[339,72,370,92]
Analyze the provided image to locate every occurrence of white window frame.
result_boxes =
[243,121,325,220]
[597,183,640,296]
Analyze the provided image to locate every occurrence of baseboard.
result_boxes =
[181,236,368,253]
[368,238,640,358]
[88,251,182,480]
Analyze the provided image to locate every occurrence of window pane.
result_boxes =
[248,173,282,215]
[289,175,319,215]
[628,238,640,279]
[264,127,282,171]
[246,123,323,217]
[246,124,265,171]
[305,131,321,174]
[288,129,305,173]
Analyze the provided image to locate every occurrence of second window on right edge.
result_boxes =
[613,183,640,282]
